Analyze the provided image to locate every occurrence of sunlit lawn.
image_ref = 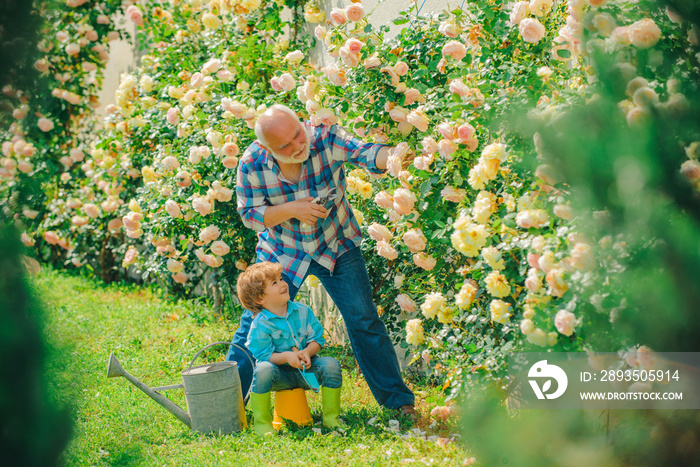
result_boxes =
[34,268,469,466]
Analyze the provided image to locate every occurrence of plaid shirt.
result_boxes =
[236,123,386,287]
[246,300,326,363]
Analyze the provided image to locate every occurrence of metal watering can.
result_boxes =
[107,342,253,434]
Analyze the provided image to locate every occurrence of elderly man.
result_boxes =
[226,104,416,417]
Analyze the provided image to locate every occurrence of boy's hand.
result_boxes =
[286,352,305,369]
[297,349,311,370]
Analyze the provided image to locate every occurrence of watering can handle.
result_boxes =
[187,341,256,400]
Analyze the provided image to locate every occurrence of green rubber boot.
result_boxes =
[321,386,343,429]
[249,392,275,436]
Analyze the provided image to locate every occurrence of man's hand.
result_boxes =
[292,196,328,226]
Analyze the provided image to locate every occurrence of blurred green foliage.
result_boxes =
[462,0,700,465]
[0,223,71,465]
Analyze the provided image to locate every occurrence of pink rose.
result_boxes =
[44,231,59,245]
[413,155,432,171]
[413,253,437,271]
[165,200,182,218]
[211,182,232,202]
[345,38,363,54]
[166,107,180,125]
[21,232,34,247]
[438,122,457,140]
[554,309,577,336]
[376,240,398,260]
[456,123,475,141]
[438,22,460,38]
[553,204,574,220]
[438,139,457,160]
[440,187,466,203]
[223,156,238,169]
[83,203,100,218]
[449,79,470,97]
[380,66,400,86]
[510,1,530,25]
[126,5,143,26]
[38,117,54,132]
[123,248,138,267]
[546,268,569,297]
[519,18,546,43]
[442,40,467,60]
[407,109,429,132]
[396,294,416,314]
[210,240,230,256]
[515,209,549,229]
[535,164,560,185]
[97,14,110,25]
[389,106,409,123]
[69,147,84,162]
[270,77,283,92]
[345,4,365,22]
[175,171,191,188]
[167,259,185,274]
[223,142,240,158]
[368,223,393,242]
[34,59,49,73]
[314,25,326,40]
[172,272,188,284]
[321,65,347,86]
[421,137,439,154]
[199,225,220,244]
[107,218,123,231]
[192,196,213,216]
[570,243,595,271]
[202,58,221,74]
[364,56,381,69]
[330,8,347,25]
[404,88,422,105]
[72,216,88,226]
[681,160,700,180]
[315,108,338,126]
[339,47,360,68]
[525,269,542,292]
[65,43,80,55]
[462,137,478,152]
[216,70,232,81]
[403,229,427,252]
[374,191,394,209]
[394,61,409,76]
[393,188,416,215]
[628,18,662,49]
[122,212,142,231]
[527,252,541,269]
[190,72,203,88]
[279,73,296,91]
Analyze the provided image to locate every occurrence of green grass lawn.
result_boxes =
[34,268,470,466]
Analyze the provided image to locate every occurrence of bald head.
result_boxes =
[254,104,311,164]
[255,104,300,148]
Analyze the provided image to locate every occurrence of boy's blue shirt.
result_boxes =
[246,300,326,363]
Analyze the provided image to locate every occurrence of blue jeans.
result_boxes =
[227,247,414,409]
[252,356,342,394]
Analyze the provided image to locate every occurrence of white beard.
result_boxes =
[270,128,312,164]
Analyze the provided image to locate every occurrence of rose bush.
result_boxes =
[3,0,699,399]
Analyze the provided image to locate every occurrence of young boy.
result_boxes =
[237,262,343,435]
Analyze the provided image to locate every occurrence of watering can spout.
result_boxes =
[106,352,192,429]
